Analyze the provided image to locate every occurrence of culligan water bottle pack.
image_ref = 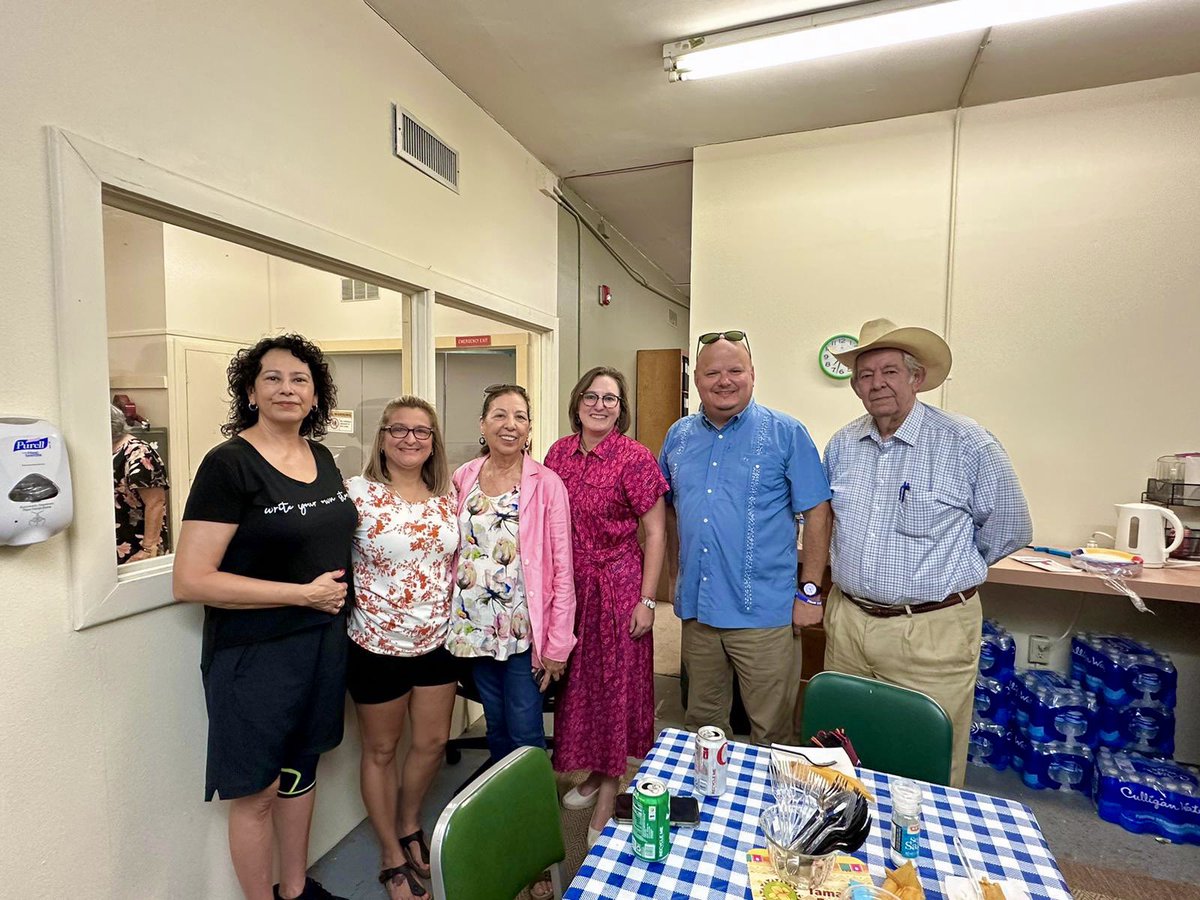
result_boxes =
[1009,669,1099,793]
[1093,748,1200,845]
[1071,633,1177,757]
[968,620,1017,771]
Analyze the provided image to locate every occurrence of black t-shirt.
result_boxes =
[183,436,355,666]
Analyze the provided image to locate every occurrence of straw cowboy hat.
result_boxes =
[833,318,953,392]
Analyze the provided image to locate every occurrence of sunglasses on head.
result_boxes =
[697,330,751,357]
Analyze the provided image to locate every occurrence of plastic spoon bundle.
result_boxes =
[1070,548,1152,614]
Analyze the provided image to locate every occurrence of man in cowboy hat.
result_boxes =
[815,318,1031,786]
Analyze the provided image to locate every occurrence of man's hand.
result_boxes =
[792,599,824,635]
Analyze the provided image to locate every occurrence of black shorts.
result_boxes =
[346,638,462,705]
[202,623,347,801]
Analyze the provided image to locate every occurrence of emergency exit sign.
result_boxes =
[456,335,492,347]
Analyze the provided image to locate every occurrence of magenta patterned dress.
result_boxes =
[544,430,668,777]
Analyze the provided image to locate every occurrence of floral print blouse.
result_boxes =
[446,482,531,660]
[113,435,169,564]
[346,476,459,657]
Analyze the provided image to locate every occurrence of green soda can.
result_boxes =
[631,777,671,861]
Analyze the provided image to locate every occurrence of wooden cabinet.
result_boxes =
[635,348,689,457]
[636,348,689,605]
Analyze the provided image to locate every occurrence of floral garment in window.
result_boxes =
[114,435,169,564]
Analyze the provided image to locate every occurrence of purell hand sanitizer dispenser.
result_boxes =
[1,418,73,546]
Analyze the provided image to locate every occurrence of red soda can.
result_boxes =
[694,725,729,796]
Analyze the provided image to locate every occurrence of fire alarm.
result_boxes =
[598,284,612,306]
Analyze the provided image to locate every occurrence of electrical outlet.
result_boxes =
[1028,634,1054,666]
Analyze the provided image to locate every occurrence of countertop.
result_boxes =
[988,550,1200,605]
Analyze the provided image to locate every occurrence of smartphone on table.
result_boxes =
[613,792,701,826]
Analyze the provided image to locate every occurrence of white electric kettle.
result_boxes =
[1111,503,1184,568]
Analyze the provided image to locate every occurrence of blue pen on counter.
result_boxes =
[1027,545,1073,558]
[899,482,911,503]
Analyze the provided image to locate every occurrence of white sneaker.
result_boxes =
[561,784,599,810]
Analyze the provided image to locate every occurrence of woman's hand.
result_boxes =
[629,603,654,639]
[537,656,567,693]
[301,569,347,614]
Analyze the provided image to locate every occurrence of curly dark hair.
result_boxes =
[221,334,336,439]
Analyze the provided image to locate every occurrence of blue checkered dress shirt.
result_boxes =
[824,401,1032,605]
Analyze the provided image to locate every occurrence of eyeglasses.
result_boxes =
[581,391,621,409]
[380,425,434,441]
[697,330,751,357]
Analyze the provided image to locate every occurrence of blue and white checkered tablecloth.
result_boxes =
[565,728,1072,900]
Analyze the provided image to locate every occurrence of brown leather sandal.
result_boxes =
[398,829,432,879]
[379,863,427,899]
[529,870,554,900]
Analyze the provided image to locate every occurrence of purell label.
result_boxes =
[13,438,49,452]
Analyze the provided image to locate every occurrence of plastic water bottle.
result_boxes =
[890,779,923,866]
[968,718,1009,771]
[979,620,1016,682]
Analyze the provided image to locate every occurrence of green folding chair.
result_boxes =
[800,671,954,786]
[430,746,566,900]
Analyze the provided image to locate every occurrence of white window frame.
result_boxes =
[48,128,558,630]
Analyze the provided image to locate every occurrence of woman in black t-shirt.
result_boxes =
[174,334,353,900]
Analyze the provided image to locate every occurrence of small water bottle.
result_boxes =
[890,779,923,866]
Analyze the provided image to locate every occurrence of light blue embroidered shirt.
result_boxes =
[659,400,831,629]
[824,401,1032,605]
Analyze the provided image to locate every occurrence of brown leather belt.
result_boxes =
[844,587,978,618]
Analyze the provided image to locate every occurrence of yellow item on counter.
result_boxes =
[979,878,1006,900]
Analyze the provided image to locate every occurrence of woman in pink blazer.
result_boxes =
[446,384,576,768]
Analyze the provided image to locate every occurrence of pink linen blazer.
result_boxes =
[452,453,577,668]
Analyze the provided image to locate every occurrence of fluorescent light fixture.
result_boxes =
[664,0,1145,81]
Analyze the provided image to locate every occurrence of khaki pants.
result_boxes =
[681,619,802,746]
[823,585,982,787]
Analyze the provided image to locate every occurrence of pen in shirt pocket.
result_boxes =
[899,481,911,503]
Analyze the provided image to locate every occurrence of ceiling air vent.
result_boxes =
[393,105,459,193]
[341,278,380,302]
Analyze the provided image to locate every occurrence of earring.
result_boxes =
[478,436,487,446]
[249,402,258,411]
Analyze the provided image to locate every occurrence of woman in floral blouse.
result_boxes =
[446,384,576,900]
[347,396,459,900]
[544,367,668,845]
[111,404,169,563]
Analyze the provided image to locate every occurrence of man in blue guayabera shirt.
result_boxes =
[822,319,1032,786]
[660,331,831,745]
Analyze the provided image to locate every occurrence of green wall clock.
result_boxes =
[818,334,858,380]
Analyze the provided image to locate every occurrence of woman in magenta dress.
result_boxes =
[544,366,668,845]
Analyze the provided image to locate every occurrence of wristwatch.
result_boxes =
[795,581,823,607]
[639,596,657,610]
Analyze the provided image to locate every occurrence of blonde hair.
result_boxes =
[362,396,450,496]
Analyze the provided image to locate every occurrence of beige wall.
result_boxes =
[692,111,954,438]
[556,186,690,438]
[0,1,558,898]
[166,226,272,340]
[691,72,1200,759]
